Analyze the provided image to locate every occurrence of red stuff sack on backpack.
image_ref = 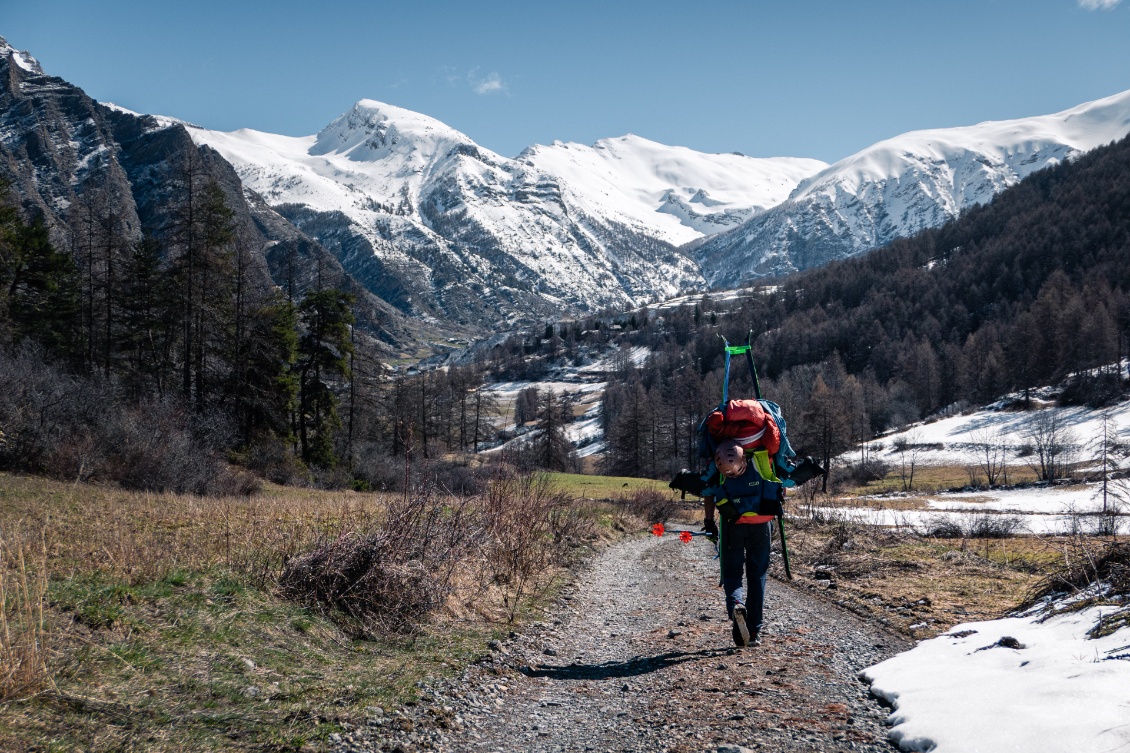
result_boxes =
[704,399,781,456]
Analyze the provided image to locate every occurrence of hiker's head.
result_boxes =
[714,440,747,477]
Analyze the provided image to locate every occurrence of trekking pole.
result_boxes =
[744,330,762,401]
[777,516,793,580]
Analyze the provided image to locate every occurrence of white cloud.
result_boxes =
[471,71,508,95]
[1078,0,1121,9]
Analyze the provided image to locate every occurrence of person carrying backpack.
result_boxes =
[700,439,785,647]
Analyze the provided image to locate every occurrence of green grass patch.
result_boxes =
[6,569,498,753]
[546,471,669,499]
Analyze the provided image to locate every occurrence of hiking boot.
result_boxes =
[749,629,762,647]
[731,605,750,647]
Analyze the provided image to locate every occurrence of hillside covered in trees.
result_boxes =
[479,133,1130,481]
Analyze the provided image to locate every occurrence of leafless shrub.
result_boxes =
[894,430,925,492]
[617,488,679,524]
[1023,410,1078,482]
[279,491,482,634]
[482,473,590,621]
[1023,543,1130,637]
[968,428,1011,486]
[843,458,890,486]
[278,472,591,630]
[923,517,966,539]
[967,513,1023,539]
[0,346,246,495]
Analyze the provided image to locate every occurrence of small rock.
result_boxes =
[716,746,757,753]
[241,658,256,671]
[487,640,502,652]
[998,636,1025,649]
[242,686,260,698]
[542,647,558,656]
[667,629,682,639]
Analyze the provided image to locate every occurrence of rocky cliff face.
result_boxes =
[0,37,432,354]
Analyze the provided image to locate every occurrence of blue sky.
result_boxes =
[4,0,1129,163]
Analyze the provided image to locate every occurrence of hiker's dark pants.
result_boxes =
[720,521,772,631]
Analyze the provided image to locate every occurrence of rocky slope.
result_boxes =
[0,36,435,354]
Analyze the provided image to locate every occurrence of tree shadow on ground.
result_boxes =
[520,648,725,681]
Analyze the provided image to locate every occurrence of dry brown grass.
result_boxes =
[0,473,389,586]
[780,510,1115,638]
[0,536,48,702]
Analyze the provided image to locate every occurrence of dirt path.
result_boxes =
[336,534,909,753]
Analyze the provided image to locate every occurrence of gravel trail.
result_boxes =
[337,533,909,753]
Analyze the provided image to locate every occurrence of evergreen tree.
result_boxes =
[296,289,355,468]
[1,216,80,360]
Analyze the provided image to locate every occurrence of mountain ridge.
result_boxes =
[695,88,1130,286]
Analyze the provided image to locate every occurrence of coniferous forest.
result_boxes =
[0,155,500,495]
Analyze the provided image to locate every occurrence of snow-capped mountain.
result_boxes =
[190,102,825,325]
[517,136,824,244]
[697,90,1130,287]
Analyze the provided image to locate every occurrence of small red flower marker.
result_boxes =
[651,523,665,537]
[679,531,693,544]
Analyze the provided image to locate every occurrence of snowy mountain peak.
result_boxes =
[0,36,45,75]
[310,99,491,165]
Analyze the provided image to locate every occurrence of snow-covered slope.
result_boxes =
[698,89,1130,287]
[190,102,823,326]
[518,135,825,245]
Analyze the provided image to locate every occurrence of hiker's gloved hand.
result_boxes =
[702,517,718,541]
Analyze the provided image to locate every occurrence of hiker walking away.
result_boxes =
[701,439,785,647]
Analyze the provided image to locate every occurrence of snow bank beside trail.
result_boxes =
[810,507,1081,535]
[928,485,1111,515]
[862,602,1130,753]
[814,480,1125,534]
[868,394,1130,467]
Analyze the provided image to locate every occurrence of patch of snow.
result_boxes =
[862,602,1130,753]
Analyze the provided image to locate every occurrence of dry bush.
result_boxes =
[277,473,593,630]
[0,535,48,701]
[617,488,680,524]
[482,473,592,621]
[1023,543,1130,637]
[1028,542,1130,601]
[278,491,482,634]
[966,514,1023,539]
[923,518,966,539]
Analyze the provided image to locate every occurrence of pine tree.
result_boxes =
[296,289,355,468]
[1,216,80,360]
